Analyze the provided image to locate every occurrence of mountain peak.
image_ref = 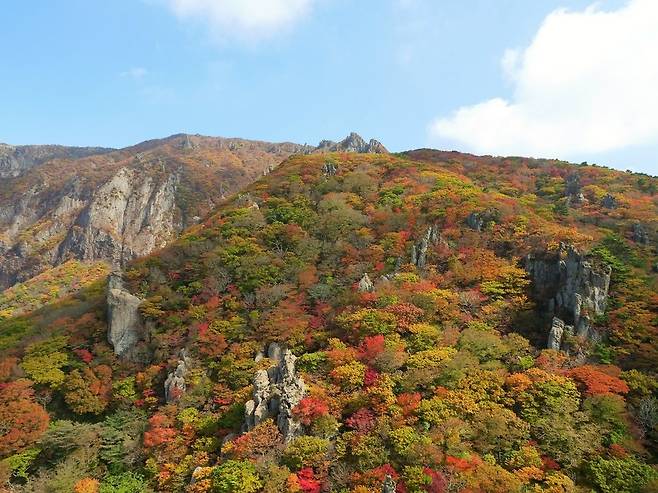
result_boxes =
[316,132,388,154]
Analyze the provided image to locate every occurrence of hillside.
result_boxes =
[0,134,310,293]
[0,133,388,313]
[0,150,656,492]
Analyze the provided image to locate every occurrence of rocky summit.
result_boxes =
[315,132,388,154]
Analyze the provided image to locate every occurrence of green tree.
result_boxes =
[99,472,151,493]
[20,336,69,388]
[210,460,262,493]
[587,456,658,493]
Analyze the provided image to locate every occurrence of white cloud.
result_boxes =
[165,0,316,42]
[120,67,148,79]
[430,0,658,158]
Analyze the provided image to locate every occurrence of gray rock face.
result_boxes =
[411,224,441,269]
[244,343,306,442]
[276,350,307,441]
[601,194,617,209]
[0,143,112,178]
[632,222,650,244]
[465,209,498,232]
[58,167,180,266]
[236,193,259,209]
[322,160,338,176]
[565,173,585,205]
[164,349,192,403]
[0,164,181,289]
[107,272,145,359]
[315,132,388,154]
[547,317,568,350]
[382,475,397,493]
[466,212,484,232]
[526,243,611,345]
[358,273,375,292]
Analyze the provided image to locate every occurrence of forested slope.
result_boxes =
[0,150,657,492]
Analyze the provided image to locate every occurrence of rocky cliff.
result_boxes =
[525,243,612,349]
[107,271,146,360]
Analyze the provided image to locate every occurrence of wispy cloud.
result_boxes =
[430,0,658,158]
[120,67,148,80]
[163,0,317,43]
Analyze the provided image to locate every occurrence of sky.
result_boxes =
[1,0,657,175]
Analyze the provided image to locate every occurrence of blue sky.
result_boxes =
[2,0,656,174]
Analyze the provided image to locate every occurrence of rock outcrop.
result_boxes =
[315,132,388,154]
[164,349,192,403]
[382,475,397,493]
[358,273,374,292]
[565,173,585,205]
[322,160,338,176]
[465,209,498,232]
[632,222,650,244]
[411,224,441,269]
[107,271,145,359]
[526,243,611,347]
[601,194,617,209]
[244,343,306,442]
[547,317,567,351]
[57,167,180,266]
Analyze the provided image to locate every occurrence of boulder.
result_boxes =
[322,160,338,176]
[565,173,586,205]
[382,475,397,493]
[547,317,569,351]
[267,342,283,362]
[465,209,498,232]
[466,212,484,232]
[275,350,307,441]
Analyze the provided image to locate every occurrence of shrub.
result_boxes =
[210,460,262,493]
[296,351,328,373]
[331,361,366,391]
[282,436,330,470]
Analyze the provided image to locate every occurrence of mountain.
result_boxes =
[0,148,656,492]
[0,143,114,178]
[0,133,384,308]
